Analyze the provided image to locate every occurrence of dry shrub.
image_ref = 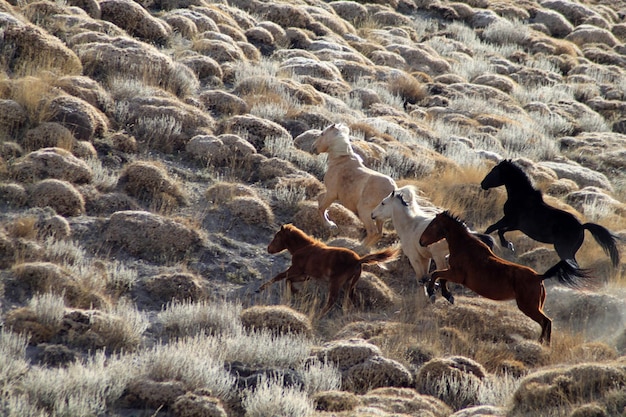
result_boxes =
[125,378,187,409]
[510,340,550,368]
[4,307,59,344]
[0,99,28,139]
[186,134,256,166]
[415,356,487,410]
[419,177,504,228]
[1,176,25,201]
[292,201,363,241]
[240,305,312,337]
[21,122,74,152]
[0,13,82,76]
[10,147,93,184]
[359,387,452,417]
[343,356,412,394]
[388,73,428,105]
[52,75,114,115]
[100,0,171,43]
[143,272,206,306]
[314,339,381,371]
[432,297,539,343]
[172,393,228,417]
[569,342,618,363]
[29,179,85,217]
[104,210,202,261]
[205,182,258,205]
[226,196,274,226]
[7,262,108,309]
[118,161,186,211]
[46,94,109,142]
[313,390,359,412]
[352,272,398,312]
[7,216,37,239]
[511,362,626,416]
[218,114,291,151]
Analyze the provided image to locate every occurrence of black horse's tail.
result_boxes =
[541,260,592,289]
[583,223,620,267]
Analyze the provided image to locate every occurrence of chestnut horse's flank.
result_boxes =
[258,224,400,317]
[419,211,591,345]
[312,123,396,246]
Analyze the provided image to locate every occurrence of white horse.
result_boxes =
[312,123,396,246]
[371,185,449,286]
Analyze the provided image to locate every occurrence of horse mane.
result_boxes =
[500,159,544,200]
[441,210,470,231]
[327,123,358,158]
[283,224,318,245]
[396,185,438,217]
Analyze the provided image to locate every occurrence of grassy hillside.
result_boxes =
[1,0,626,416]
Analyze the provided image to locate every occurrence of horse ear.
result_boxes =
[395,191,409,206]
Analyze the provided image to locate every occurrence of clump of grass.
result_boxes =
[241,374,314,417]
[157,299,242,339]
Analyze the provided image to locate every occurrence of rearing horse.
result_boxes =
[419,211,592,345]
[312,123,396,246]
[481,159,620,268]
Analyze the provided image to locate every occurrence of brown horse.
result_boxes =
[258,224,399,317]
[419,211,591,345]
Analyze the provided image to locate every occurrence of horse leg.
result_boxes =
[485,218,515,251]
[516,292,553,345]
[440,280,454,304]
[554,233,584,267]
[257,271,288,292]
[317,191,339,231]
[318,278,344,318]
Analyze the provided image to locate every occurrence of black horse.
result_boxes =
[481,159,620,268]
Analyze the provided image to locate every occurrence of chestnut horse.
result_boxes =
[419,211,591,345]
[258,224,400,317]
[372,186,495,301]
[312,123,396,246]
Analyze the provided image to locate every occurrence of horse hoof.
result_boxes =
[445,295,455,304]
[507,242,515,252]
[429,294,437,303]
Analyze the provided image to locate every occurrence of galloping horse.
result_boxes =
[372,186,495,302]
[419,211,591,345]
[312,123,396,246]
[371,186,448,285]
[481,159,620,268]
[257,224,400,317]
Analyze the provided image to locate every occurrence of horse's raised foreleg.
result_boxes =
[257,271,289,292]
[485,218,515,251]
[317,192,339,232]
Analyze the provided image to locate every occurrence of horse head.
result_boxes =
[268,225,289,254]
[419,212,448,247]
[312,123,352,157]
[371,190,396,221]
[480,159,507,190]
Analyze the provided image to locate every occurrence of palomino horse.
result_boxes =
[481,159,620,268]
[419,211,591,345]
[257,224,400,317]
[312,123,396,246]
[372,186,495,302]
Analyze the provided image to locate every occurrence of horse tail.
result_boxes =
[540,260,592,289]
[359,248,400,265]
[582,223,620,267]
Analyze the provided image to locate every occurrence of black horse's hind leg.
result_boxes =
[554,233,584,267]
